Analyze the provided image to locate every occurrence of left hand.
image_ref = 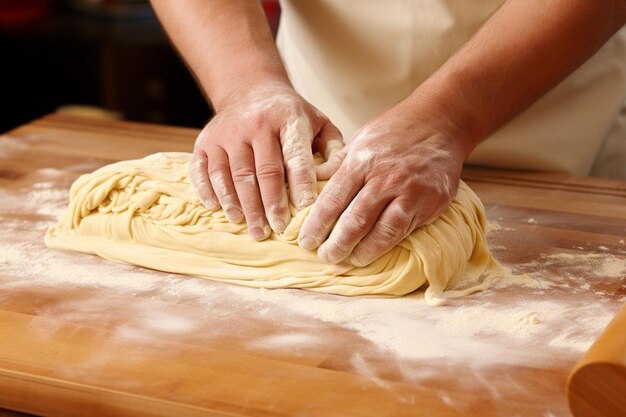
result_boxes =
[298,99,469,266]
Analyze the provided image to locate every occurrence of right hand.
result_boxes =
[189,81,345,241]
[298,103,466,267]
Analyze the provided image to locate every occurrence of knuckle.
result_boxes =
[374,214,409,241]
[256,163,284,182]
[290,167,316,188]
[294,178,316,192]
[383,171,408,189]
[194,125,217,148]
[231,166,257,185]
[322,190,345,213]
[207,159,228,176]
[347,210,368,230]
[246,112,269,133]
[374,221,400,240]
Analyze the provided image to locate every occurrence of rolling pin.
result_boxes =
[567,302,626,417]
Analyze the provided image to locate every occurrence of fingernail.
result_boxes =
[318,245,342,264]
[270,217,287,234]
[299,236,317,250]
[250,225,271,241]
[225,207,243,223]
[203,199,218,211]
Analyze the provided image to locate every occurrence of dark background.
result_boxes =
[0,0,281,133]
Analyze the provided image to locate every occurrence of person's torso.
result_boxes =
[277,0,626,178]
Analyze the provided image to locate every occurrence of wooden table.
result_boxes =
[0,114,624,417]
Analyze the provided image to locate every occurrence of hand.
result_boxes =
[189,81,344,241]
[298,100,468,267]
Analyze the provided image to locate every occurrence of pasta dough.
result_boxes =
[45,152,504,304]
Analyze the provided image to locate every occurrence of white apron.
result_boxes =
[277,0,626,178]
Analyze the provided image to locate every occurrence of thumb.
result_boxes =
[314,122,346,180]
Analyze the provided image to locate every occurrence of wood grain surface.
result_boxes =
[567,302,626,417]
[0,114,624,417]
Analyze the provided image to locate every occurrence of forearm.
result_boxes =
[150,0,290,111]
[405,0,626,157]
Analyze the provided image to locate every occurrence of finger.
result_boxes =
[317,146,347,180]
[229,144,271,241]
[207,146,244,223]
[281,116,317,209]
[350,199,414,267]
[298,164,363,250]
[252,136,290,234]
[188,152,219,210]
[317,183,391,264]
[314,123,346,180]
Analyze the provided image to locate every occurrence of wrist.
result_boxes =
[403,72,487,160]
[210,71,293,113]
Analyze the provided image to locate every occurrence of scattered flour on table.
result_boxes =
[486,221,516,234]
[1,238,620,366]
[527,252,626,280]
[29,187,69,217]
[0,170,69,219]
[0,174,624,369]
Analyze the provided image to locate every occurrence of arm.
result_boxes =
[150,0,286,111]
[151,0,343,239]
[410,0,626,154]
[299,0,626,265]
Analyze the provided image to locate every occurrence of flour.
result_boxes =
[539,252,626,280]
[0,171,624,389]
[251,332,322,351]
[230,286,616,364]
[281,114,316,208]
[0,135,28,157]
[355,145,392,165]
[5,230,614,367]
[0,172,69,220]
[486,221,516,234]
[355,148,375,164]
[30,188,69,217]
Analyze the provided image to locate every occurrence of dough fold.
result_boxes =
[45,152,504,304]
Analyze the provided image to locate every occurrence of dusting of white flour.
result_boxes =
[0,166,624,415]
[1,173,623,361]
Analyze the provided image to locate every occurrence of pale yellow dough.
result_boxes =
[45,152,504,304]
